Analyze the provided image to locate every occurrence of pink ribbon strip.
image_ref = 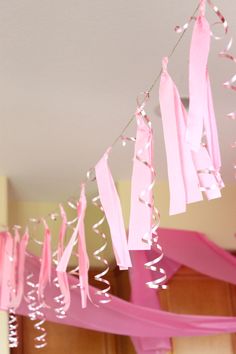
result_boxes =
[56,205,71,312]
[187,3,211,152]
[95,149,132,270]
[38,220,52,301]
[14,230,29,309]
[0,232,13,310]
[128,104,153,250]
[77,184,91,309]
[159,57,203,215]
[56,206,81,273]
[9,229,20,308]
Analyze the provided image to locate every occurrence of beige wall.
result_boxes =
[118,180,236,250]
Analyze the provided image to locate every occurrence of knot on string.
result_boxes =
[162,57,169,73]
[200,0,206,16]
[136,91,150,116]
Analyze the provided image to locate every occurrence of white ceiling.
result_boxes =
[0,0,235,201]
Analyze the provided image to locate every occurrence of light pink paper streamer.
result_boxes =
[57,206,81,273]
[14,230,29,309]
[9,229,20,308]
[159,57,203,215]
[77,184,91,309]
[95,149,132,270]
[187,2,211,152]
[128,107,153,250]
[56,205,70,313]
[38,220,52,301]
[0,232,13,310]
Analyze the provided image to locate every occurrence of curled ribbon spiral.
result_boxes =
[91,195,111,304]
[136,102,167,290]
[8,309,18,348]
[175,0,228,40]
[52,249,67,320]
[26,270,47,348]
[52,275,66,319]
[220,39,236,120]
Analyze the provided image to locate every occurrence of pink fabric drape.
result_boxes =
[95,150,132,270]
[129,251,172,354]
[5,228,236,352]
[128,109,153,250]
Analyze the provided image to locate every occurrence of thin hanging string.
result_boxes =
[111,3,200,148]
[1,2,200,235]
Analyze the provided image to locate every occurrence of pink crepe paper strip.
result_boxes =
[57,186,90,309]
[187,0,222,176]
[77,184,91,309]
[0,232,13,310]
[38,220,52,301]
[9,229,20,309]
[13,230,29,309]
[187,1,211,152]
[56,205,71,312]
[128,105,153,250]
[159,57,203,215]
[95,149,132,270]
[56,201,83,274]
[160,56,224,213]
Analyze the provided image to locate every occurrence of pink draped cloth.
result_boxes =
[2,228,236,354]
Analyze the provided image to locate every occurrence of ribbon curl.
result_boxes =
[91,195,111,304]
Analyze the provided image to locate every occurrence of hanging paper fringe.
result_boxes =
[0,232,13,310]
[159,57,203,215]
[159,56,223,214]
[38,220,52,302]
[77,184,91,309]
[52,205,69,318]
[57,185,91,309]
[95,149,132,270]
[128,95,154,250]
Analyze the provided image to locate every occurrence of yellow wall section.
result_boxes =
[8,180,236,272]
[117,180,236,250]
